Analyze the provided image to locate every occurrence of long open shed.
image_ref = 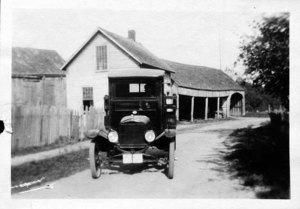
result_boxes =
[164,60,245,121]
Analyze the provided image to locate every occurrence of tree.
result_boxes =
[237,80,281,112]
[239,14,289,109]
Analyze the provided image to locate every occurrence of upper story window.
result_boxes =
[96,45,107,70]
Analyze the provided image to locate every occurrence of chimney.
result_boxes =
[128,30,136,41]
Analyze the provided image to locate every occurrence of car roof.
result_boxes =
[108,69,165,78]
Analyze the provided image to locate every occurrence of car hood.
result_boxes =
[120,115,150,125]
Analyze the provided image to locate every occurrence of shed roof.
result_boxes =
[163,60,244,91]
[12,47,65,77]
[61,28,174,73]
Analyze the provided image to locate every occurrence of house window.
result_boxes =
[83,87,94,110]
[96,45,107,70]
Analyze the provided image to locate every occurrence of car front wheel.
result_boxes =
[89,141,101,179]
[167,139,175,179]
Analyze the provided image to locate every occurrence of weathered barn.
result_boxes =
[12,47,66,107]
[61,27,244,119]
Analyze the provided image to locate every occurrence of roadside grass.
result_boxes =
[223,122,289,199]
[244,111,269,118]
[11,148,89,194]
[178,117,236,133]
[11,137,87,157]
[178,117,235,124]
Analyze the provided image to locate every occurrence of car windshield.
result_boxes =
[115,81,156,97]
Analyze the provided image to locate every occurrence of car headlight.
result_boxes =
[145,130,156,143]
[108,130,119,143]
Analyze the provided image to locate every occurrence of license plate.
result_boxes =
[123,154,132,164]
[132,153,143,164]
[122,154,143,164]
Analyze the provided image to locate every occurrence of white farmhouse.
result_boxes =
[61,28,174,112]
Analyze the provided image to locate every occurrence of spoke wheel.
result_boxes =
[89,141,101,179]
[167,140,175,179]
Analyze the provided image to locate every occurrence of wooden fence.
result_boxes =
[12,106,104,151]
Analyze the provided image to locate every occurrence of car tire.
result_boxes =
[167,139,175,179]
[89,141,101,179]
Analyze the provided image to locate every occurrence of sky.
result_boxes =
[10,0,297,78]
[12,7,275,77]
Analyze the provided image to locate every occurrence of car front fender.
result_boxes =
[165,129,176,138]
[84,129,109,139]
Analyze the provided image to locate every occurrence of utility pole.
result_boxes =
[218,13,222,71]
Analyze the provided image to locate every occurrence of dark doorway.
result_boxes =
[194,97,205,119]
[179,95,191,121]
[208,98,218,118]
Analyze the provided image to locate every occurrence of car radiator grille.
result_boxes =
[119,123,147,148]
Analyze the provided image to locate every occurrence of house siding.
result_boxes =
[66,33,140,111]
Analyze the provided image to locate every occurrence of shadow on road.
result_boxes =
[222,122,290,199]
[105,163,165,176]
[102,148,168,177]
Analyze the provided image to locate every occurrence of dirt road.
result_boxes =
[13,117,269,198]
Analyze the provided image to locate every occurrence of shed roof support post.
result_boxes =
[191,96,195,122]
[205,97,208,120]
[191,96,194,122]
[227,95,231,118]
[176,94,179,120]
[217,97,220,118]
[242,93,246,116]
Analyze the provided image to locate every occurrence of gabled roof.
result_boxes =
[61,27,174,73]
[163,60,244,91]
[12,47,65,76]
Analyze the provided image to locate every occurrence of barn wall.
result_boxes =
[12,78,42,106]
[66,33,140,111]
[12,77,66,107]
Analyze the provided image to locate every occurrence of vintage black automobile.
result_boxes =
[85,69,177,179]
